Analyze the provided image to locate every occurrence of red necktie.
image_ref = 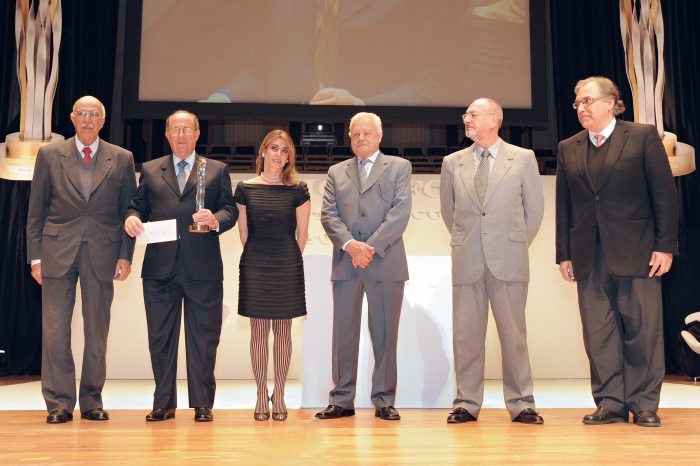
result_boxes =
[594,134,605,147]
[82,147,92,164]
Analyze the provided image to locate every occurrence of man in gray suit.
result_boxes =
[27,96,137,424]
[440,98,544,424]
[317,112,412,421]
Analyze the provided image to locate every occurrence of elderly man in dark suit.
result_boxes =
[316,112,412,421]
[27,95,137,424]
[125,110,237,422]
[556,76,678,427]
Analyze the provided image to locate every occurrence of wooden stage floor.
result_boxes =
[1,377,699,464]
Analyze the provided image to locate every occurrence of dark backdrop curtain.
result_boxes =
[0,1,119,376]
[551,0,700,374]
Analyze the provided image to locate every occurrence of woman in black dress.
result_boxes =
[234,130,311,421]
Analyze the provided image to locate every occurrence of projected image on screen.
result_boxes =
[139,0,531,108]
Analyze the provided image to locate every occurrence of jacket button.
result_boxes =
[482,212,486,217]
[594,196,599,200]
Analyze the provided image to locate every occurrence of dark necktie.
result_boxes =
[82,147,92,165]
[474,150,490,204]
[177,160,188,194]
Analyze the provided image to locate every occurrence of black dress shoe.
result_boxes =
[46,410,73,424]
[582,406,628,425]
[632,410,661,427]
[512,408,544,424]
[81,408,109,421]
[194,407,213,422]
[375,406,401,420]
[146,408,176,422]
[447,407,477,424]
[315,405,356,419]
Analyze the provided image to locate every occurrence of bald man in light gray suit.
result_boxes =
[317,112,412,421]
[440,98,544,425]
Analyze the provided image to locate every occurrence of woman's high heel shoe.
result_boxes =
[271,393,287,421]
[272,411,287,421]
[254,395,270,421]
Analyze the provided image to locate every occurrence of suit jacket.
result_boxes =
[127,154,237,281]
[555,119,679,279]
[321,152,412,281]
[27,137,137,282]
[440,142,544,284]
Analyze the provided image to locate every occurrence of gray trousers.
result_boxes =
[41,243,113,413]
[576,243,665,415]
[452,267,535,419]
[329,277,404,409]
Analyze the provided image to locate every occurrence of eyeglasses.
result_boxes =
[167,127,197,136]
[462,111,494,121]
[572,96,603,110]
[73,110,104,119]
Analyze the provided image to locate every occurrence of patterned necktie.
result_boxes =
[82,147,92,165]
[177,160,188,194]
[474,149,490,204]
[359,158,370,187]
[594,134,605,147]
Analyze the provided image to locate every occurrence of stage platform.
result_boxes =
[1,377,698,464]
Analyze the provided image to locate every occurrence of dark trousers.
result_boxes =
[143,256,223,409]
[576,243,665,414]
[41,243,113,413]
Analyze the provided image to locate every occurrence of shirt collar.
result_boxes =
[172,151,197,169]
[75,137,99,157]
[475,138,502,159]
[358,150,380,165]
[588,118,617,145]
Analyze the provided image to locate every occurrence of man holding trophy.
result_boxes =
[124,110,237,422]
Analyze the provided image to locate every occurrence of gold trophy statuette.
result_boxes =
[189,158,209,233]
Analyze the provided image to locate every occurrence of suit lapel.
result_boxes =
[160,156,181,197]
[361,152,387,194]
[483,143,513,205]
[345,157,362,192]
[595,121,629,192]
[59,138,83,196]
[88,143,113,197]
[456,145,480,205]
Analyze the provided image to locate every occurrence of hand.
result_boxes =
[125,215,145,237]
[114,259,131,281]
[31,263,42,285]
[558,261,575,282]
[346,240,375,269]
[648,251,673,277]
[310,88,365,106]
[192,209,218,229]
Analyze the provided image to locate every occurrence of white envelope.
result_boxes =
[135,219,177,245]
